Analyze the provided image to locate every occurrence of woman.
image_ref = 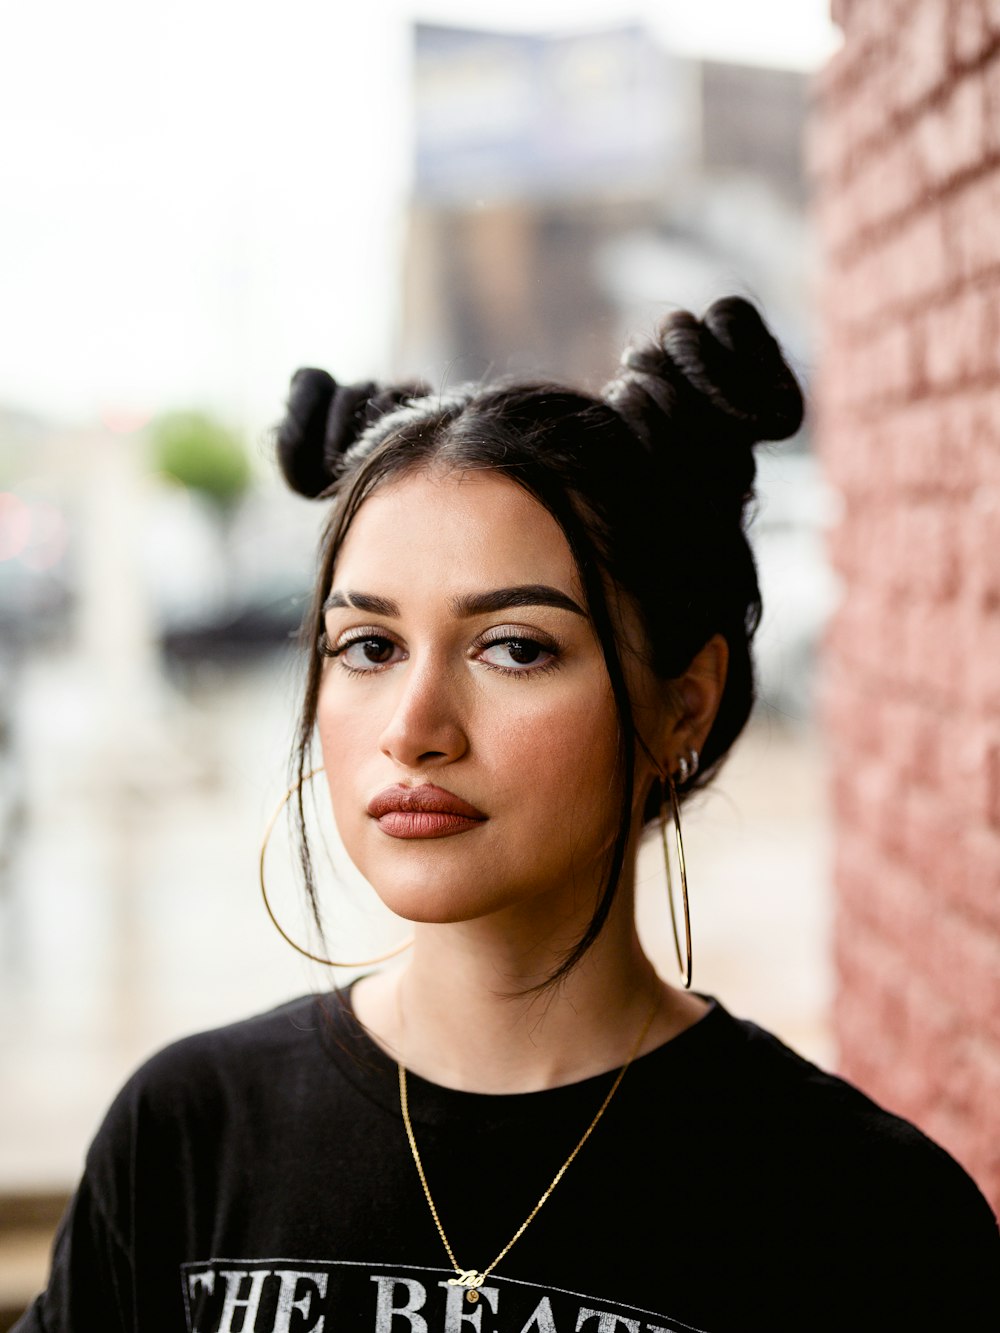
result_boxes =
[16,297,1000,1332]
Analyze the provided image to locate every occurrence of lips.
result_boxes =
[367,784,487,839]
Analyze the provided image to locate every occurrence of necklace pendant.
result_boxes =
[448,1268,485,1295]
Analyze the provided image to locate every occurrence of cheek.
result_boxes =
[315,680,372,800]
[317,679,366,748]
[488,680,620,814]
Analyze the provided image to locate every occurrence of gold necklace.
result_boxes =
[397,994,659,1303]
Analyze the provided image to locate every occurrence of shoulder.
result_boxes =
[712,1004,999,1249]
[724,1009,963,1167]
[85,992,340,1171]
[118,992,327,1101]
[731,1011,959,1156]
[79,991,360,1241]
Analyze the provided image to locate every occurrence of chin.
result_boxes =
[361,861,537,926]
[370,882,518,925]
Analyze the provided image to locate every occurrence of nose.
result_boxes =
[378,653,469,769]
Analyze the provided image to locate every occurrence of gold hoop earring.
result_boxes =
[658,771,693,989]
[259,765,413,968]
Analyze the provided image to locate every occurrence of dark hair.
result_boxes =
[273,296,804,988]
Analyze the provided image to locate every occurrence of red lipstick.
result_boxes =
[367,784,487,839]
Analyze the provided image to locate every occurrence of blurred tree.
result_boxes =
[149,411,251,515]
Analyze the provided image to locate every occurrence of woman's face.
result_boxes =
[316,467,668,930]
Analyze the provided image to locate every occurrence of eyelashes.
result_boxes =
[318,631,401,674]
[477,631,560,677]
[318,626,562,679]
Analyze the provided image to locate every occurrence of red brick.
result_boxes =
[900,597,965,703]
[956,723,1000,828]
[808,71,878,187]
[945,171,1000,283]
[897,1,952,110]
[922,286,996,388]
[968,389,1000,486]
[986,50,1000,156]
[894,209,950,304]
[833,1,913,58]
[875,858,932,943]
[914,74,988,187]
[929,913,1000,1044]
[841,423,889,498]
[883,695,942,789]
[841,753,897,848]
[885,400,948,493]
[954,1029,1000,1114]
[837,581,890,679]
[952,0,994,65]
[963,1038,1000,1145]
[854,131,925,233]
[847,502,893,588]
[842,86,878,169]
[844,209,950,322]
[827,676,884,763]
[867,319,920,403]
[962,592,1000,711]
[958,825,1000,928]
[899,787,940,878]
[941,391,998,492]
[817,175,870,257]
[905,1008,967,1124]
[957,483,1000,608]
[893,502,960,598]
[874,596,910,684]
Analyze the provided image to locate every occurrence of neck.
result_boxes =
[352,899,706,1093]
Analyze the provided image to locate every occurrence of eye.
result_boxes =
[478,635,558,675]
[323,631,404,674]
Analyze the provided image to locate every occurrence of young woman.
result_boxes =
[16,297,1000,1332]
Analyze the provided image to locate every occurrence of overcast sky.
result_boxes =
[1,0,840,435]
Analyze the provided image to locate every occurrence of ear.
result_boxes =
[663,633,729,764]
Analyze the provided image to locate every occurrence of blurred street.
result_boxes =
[0,646,834,1196]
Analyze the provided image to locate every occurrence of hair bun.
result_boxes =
[608,295,805,453]
[275,369,429,498]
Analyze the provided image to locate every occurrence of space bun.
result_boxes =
[604,296,804,499]
[275,368,431,498]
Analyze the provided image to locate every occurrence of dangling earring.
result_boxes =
[259,765,413,968]
[658,749,698,990]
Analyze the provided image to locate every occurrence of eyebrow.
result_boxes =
[323,584,587,619]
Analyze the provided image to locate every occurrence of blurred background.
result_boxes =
[0,0,843,1322]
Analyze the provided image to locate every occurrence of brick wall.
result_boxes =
[810,0,1000,1212]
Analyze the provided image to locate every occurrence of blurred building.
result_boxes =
[396,21,812,398]
[396,20,833,725]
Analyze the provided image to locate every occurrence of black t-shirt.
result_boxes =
[14,987,1000,1332]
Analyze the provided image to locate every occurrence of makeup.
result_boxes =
[367,784,487,840]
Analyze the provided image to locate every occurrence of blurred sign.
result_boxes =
[413,22,695,205]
